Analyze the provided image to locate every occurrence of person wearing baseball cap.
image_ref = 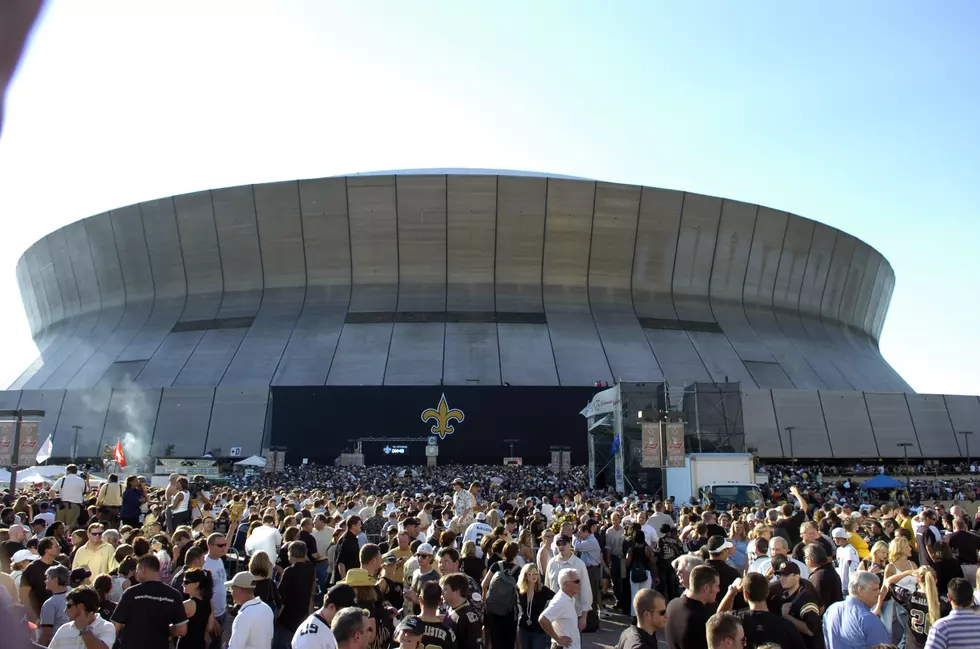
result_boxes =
[406,543,439,615]
[394,616,425,649]
[832,528,860,597]
[225,571,274,649]
[292,584,357,649]
[773,556,822,646]
[705,536,741,605]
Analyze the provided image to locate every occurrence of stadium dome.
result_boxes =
[5,172,977,464]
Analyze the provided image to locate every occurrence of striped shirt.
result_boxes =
[924,609,980,649]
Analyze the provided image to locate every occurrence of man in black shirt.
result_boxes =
[665,565,718,649]
[615,589,667,649]
[335,515,363,582]
[111,554,188,649]
[705,537,742,608]
[774,558,824,649]
[773,485,809,548]
[915,509,941,567]
[441,573,482,649]
[279,541,317,635]
[717,572,806,649]
[414,581,457,649]
[20,535,59,621]
[947,517,980,564]
[802,543,841,612]
[702,511,727,539]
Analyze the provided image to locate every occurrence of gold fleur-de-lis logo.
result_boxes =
[421,393,464,440]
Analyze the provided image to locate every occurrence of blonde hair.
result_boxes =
[870,541,889,564]
[248,550,273,578]
[460,540,477,558]
[517,562,541,594]
[888,537,911,564]
[917,566,941,626]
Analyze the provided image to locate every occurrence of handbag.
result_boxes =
[630,563,648,583]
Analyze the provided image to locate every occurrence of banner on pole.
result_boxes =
[641,423,662,468]
[587,435,596,488]
[579,384,621,419]
[17,422,39,466]
[550,449,561,473]
[666,422,686,467]
[0,421,13,467]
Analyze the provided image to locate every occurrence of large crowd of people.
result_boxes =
[3,461,980,649]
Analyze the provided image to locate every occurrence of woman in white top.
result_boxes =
[171,477,192,527]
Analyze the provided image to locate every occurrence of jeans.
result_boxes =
[315,562,331,596]
[273,623,293,649]
[208,612,228,649]
[519,628,550,649]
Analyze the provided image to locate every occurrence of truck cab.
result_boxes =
[701,483,764,508]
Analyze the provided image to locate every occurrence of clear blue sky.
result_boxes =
[0,0,977,394]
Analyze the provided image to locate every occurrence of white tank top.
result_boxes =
[173,490,190,513]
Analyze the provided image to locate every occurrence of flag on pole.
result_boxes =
[36,435,53,463]
[609,435,621,455]
[114,440,127,468]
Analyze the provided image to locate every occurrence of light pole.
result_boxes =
[897,442,914,492]
[959,431,973,469]
[71,425,82,463]
[784,426,795,463]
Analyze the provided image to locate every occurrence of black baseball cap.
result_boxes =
[775,559,801,576]
[396,616,424,637]
[324,583,356,609]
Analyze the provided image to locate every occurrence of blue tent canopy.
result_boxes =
[862,474,905,489]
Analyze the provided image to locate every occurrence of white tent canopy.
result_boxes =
[234,455,266,467]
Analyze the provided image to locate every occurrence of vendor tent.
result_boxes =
[862,474,905,489]
[234,455,267,468]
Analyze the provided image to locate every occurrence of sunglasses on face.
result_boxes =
[570,579,581,584]
[90,531,103,536]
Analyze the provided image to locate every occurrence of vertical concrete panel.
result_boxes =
[16,257,41,337]
[102,389,162,456]
[41,306,124,389]
[632,188,683,319]
[906,394,959,456]
[220,288,304,386]
[672,193,721,323]
[819,391,879,458]
[865,392,921,457]
[212,185,264,293]
[743,207,786,309]
[872,268,895,341]
[172,328,247,387]
[24,246,52,331]
[117,300,184,363]
[740,389,783,457]
[86,213,126,309]
[254,181,306,290]
[174,191,223,308]
[770,390,833,457]
[851,249,882,332]
[348,176,398,311]
[710,201,772,363]
[152,387,215,456]
[110,206,154,303]
[141,197,186,301]
[272,302,345,387]
[944,396,980,458]
[326,324,393,385]
[47,230,81,319]
[442,323,501,385]
[863,257,889,341]
[743,361,795,390]
[384,323,445,385]
[820,233,856,322]
[593,313,662,383]
[206,388,268,456]
[497,324,559,386]
[587,182,640,305]
[644,329,710,385]
[16,390,63,456]
[548,314,613,385]
[446,175,496,311]
[772,216,813,313]
[495,176,547,312]
[63,221,101,315]
[798,223,836,318]
[54,389,112,457]
[299,177,351,299]
[67,303,152,388]
[34,238,65,324]
[397,175,447,311]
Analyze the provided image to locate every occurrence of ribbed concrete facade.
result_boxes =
[5,170,975,461]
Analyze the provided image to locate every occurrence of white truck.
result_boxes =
[665,453,763,507]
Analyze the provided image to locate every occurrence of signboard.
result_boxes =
[17,422,39,466]
[425,445,439,457]
[666,422,686,468]
[0,421,13,466]
[383,445,409,456]
[503,457,522,465]
[561,451,571,470]
[641,423,662,468]
[154,458,221,477]
[229,447,243,457]
[550,449,561,472]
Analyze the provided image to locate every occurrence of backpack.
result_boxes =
[484,563,518,617]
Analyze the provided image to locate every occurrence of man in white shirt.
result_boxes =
[638,512,660,547]
[49,586,115,649]
[203,533,229,644]
[226,572,274,649]
[545,536,592,620]
[462,513,493,558]
[832,527,860,596]
[647,502,674,533]
[539,568,584,649]
[292,583,357,649]
[244,515,282,559]
[747,537,810,579]
[52,465,87,529]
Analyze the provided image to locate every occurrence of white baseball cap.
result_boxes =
[831,528,850,539]
[415,543,435,556]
